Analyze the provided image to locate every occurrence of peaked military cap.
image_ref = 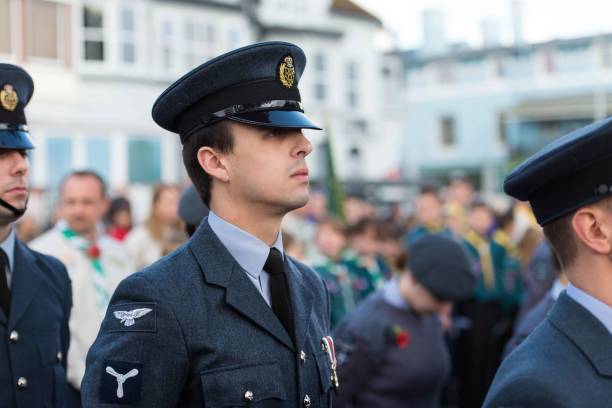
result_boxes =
[0,64,35,149]
[504,116,612,226]
[408,234,476,302]
[152,41,321,142]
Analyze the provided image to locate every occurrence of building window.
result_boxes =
[83,4,105,61]
[440,116,456,147]
[314,53,326,101]
[185,21,213,68]
[47,137,73,188]
[27,0,68,61]
[119,7,136,64]
[346,62,358,108]
[85,138,110,183]
[159,19,176,70]
[128,138,161,184]
[0,0,11,54]
[228,29,241,50]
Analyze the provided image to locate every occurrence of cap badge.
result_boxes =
[278,55,295,88]
[0,84,18,112]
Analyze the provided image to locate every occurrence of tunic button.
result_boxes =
[16,377,27,389]
[9,330,18,343]
[300,350,306,363]
[303,394,311,408]
[244,390,254,401]
[57,351,63,362]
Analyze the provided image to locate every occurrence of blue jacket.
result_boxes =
[484,292,612,407]
[0,241,71,408]
[82,219,334,407]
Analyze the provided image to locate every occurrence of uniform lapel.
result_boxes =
[8,241,43,328]
[548,292,612,377]
[189,218,295,351]
[285,257,314,350]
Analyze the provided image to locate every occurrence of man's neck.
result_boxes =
[0,223,12,243]
[566,258,612,307]
[210,205,283,246]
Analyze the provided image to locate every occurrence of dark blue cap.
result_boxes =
[178,185,209,226]
[0,64,35,149]
[152,41,321,142]
[408,234,476,302]
[504,116,612,226]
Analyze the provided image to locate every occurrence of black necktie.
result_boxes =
[0,248,10,317]
[264,247,294,341]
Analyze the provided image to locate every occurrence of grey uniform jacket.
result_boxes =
[0,241,72,408]
[484,292,612,407]
[81,219,334,407]
[503,292,555,358]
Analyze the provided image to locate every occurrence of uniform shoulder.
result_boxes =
[25,243,70,285]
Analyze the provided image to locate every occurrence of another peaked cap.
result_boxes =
[152,41,309,135]
[504,116,612,225]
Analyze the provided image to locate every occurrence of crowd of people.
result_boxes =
[10,167,559,408]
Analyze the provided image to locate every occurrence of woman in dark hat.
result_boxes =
[333,234,476,408]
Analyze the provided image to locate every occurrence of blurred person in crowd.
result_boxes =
[125,183,187,269]
[283,188,327,262]
[485,117,612,407]
[515,238,557,321]
[376,220,407,276]
[444,172,475,237]
[333,234,476,408]
[313,217,354,328]
[283,230,306,261]
[29,170,132,404]
[343,194,376,225]
[177,184,209,237]
[454,201,521,408]
[104,196,132,241]
[407,185,451,244]
[0,64,72,408]
[344,218,391,302]
[82,42,335,406]
[504,253,565,357]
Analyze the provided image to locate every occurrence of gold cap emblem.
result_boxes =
[278,55,296,88]
[0,84,18,112]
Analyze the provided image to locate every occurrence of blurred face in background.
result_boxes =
[399,272,451,315]
[60,175,108,236]
[469,205,494,237]
[350,224,379,257]
[415,192,443,226]
[315,222,346,261]
[449,179,475,207]
[113,209,132,229]
[154,186,180,225]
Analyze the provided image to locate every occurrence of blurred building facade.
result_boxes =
[400,32,612,191]
[0,0,403,221]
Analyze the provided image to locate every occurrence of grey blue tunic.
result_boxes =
[332,280,450,408]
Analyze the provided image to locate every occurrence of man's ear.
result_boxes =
[572,206,612,256]
[197,146,229,182]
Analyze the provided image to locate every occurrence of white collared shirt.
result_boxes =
[1,226,15,288]
[566,283,612,335]
[207,211,283,306]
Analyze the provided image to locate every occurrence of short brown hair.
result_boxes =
[542,212,577,269]
[181,121,234,207]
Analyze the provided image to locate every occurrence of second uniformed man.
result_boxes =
[81,42,334,407]
[0,64,72,408]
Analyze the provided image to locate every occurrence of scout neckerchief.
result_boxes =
[61,228,110,316]
[325,258,355,313]
[465,229,495,290]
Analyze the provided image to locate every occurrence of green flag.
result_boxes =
[322,127,345,220]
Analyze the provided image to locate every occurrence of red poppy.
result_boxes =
[392,324,410,348]
[87,244,101,259]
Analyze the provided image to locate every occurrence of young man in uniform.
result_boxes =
[484,117,612,406]
[0,64,72,407]
[82,42,335,407]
